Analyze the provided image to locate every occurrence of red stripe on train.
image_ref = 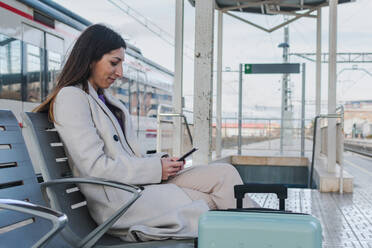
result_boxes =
[146,129,157,133]
[0,1,77,39]
[0,1,34,20]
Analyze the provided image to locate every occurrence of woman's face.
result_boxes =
[89,47,125,91]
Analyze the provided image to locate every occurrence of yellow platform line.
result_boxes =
[344,159,372,177]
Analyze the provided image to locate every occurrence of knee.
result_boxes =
[213,163,241,180]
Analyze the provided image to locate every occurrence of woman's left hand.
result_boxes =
[160,157,183,180]
[170,157,185,170]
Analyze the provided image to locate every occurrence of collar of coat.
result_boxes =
[85,81,141,157]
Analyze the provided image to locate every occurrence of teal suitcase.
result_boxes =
[198,184,322,248]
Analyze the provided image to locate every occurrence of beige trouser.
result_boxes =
[167,163,259,210]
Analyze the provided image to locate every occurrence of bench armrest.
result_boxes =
[234,183,288,210]
[41,178,142,248]
[0,199,67,248]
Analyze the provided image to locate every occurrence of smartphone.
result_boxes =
[177,148,198,161]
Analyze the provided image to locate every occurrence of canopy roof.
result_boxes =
[188,0,355,33]
[188,0,354,15]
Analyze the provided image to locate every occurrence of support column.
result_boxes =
[280,24,290,154]
[238,64,243,155]
[327,0,338,173]
[315,8,322,116]
[301,63,306,157]
[315,8,322,160]
[216,11,223,158]
[193,0,215,165]
[173,0,184,157]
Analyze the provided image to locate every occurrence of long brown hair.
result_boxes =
[34,24,126,122]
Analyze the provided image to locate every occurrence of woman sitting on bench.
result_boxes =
[34,24,258,242]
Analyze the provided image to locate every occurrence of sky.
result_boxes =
[54,0,372,120]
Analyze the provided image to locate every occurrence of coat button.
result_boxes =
[113,135,119,141]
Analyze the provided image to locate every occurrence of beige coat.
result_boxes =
[54,82,209,242]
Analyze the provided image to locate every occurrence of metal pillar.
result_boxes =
[216,11,223,158]
[238,64,243,155]
[6,43,12,73]
[327,0,338,173]
[339,108,344,194]
[193,0,215,165]
[280,24,290,154]
[315,8,322,116]
[301,63,306,157]
[315,8,322,160]
[173,0,184,157]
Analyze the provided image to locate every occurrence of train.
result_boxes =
[0,0,175,154]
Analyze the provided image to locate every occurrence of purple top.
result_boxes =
[98,94,106,104]
[98,94,124,132]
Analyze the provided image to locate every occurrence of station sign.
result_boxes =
[244,63,300,74]
[244,64,252,74]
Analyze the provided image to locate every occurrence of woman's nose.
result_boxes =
[115,65,123,77]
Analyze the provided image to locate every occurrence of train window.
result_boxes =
[22,24,44,102]
[124,64,137,82]
[157,89,172,107]
[22,24,44,49]
[45,34,63,95]
[144,86,154,117]
[138,71,146,84]
[46,33,63,55]
[47,51,62,94]
[138,83,145,116]
[146,65,173,92]
[123,63,130,78]
[151,104,158,110]
[121,65,137,114]
[0,33,22,100]
[25,43,43,102]
[130,81,139,115]
[111,77,130,108]
[127,79,132,112]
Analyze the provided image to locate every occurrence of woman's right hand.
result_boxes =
[160,157,183,180]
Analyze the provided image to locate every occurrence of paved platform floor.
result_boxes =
[249,151,372,247]
[215,138,314,158]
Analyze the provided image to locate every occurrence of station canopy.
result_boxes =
[187,0,354,33]
[188,0,354,15]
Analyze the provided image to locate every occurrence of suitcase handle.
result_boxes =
[234,184,288,211]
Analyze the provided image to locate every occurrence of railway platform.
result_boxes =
[242,151,372,248]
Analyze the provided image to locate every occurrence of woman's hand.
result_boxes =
[160,157,184,180]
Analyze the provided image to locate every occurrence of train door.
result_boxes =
[22,24,63,102]
[22,23,44,103]
[45,33,63,95]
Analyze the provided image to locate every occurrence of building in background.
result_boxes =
[344,100,372,138]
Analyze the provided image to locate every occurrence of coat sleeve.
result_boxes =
[54,87,163,185]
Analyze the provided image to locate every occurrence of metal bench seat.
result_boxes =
[0,110,67,248]
[22,111,195,248]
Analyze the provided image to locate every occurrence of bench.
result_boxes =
[22,111,195,248]
[0,110,67,248]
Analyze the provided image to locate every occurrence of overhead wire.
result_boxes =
[291,21,313,52]
[339,0,372,27]
[107,0,194,60]
[339,67,372,101]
